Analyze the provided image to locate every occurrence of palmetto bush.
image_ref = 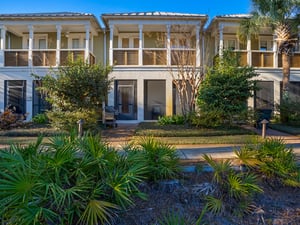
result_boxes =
[203,154,263,217]
[0,133,147,225]
[126,136,181,182]
[235,138,300,187]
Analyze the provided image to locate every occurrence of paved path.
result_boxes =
[102,123,300,162]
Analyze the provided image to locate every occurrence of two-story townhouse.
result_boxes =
[1,12,299,123]
[101,12,208,122]
[0,12,103,120]
[205,14,300,113]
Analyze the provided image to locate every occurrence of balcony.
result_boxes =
[112,48,196,66]
[3,49,95,67]
[252,51,274,68]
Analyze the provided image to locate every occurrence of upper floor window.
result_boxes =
[225,39,236,50]
[260,38,273,51]
[170,37,191,49]
[23,34,48,49]
[119,34,140,48]
[72,38,80,49]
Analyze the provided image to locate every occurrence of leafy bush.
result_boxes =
[32,113,48,124]
[197,50,258,127]
[46,109,99,131]
[0,133,147,224]
[38,60,113,131]
[0,108,26,130]
[158,115,186,125]
[276,97,300,124]
[235,138,300,187]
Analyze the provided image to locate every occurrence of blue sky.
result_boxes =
[2,0,252,25]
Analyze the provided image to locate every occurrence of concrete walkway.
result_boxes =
[102,123,300,162]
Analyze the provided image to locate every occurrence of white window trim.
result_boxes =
[223,35,238,50]
[23,34,48,49]
[118,33,140,48]
[259,37,273,51]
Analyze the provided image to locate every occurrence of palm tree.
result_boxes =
[240,0,300,96]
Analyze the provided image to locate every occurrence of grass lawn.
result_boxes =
[133,122,260,145]
[0,122,264,146]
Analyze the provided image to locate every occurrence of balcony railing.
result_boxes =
[143,49,166,65]
[113,49,138,65]
[3,49,95,67]
[252,51,274,68]
[113,48,197,66]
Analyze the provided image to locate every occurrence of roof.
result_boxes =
[101,11,208,28]
[206,14,251,31]
[0,12,94,18]
[102,11,207,17]
[0,12,102,31]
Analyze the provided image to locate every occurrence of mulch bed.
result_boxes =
[115,171,300,225]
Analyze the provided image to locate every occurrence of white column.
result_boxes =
[28,25,34,67]
[166,76,173,116]
[138,24,143,66]
[218,23,224,57]
[109,24,114,66]
[273,34,278,68]
[85,24,90,63]
[0,25,6,50]
[103,30,107,66]
[137,78,144,121]
[166,25,171,66]
[0,25,6,67]
[56,25,61,66]
[196,24,201,67]
[274,80,281,113]
[247,35,252,66]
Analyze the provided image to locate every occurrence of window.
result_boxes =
[72,38,80,49]
[4,80,26,114]
[122,38,129,48]
[226,39,236,50]
[260,38,273,51]
[32,80,51,116]
[38,38,47,49]
[118,34,141,48]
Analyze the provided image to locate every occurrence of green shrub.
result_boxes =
[126,136,181,182]
[32,113,48,124]
[0,133,147,225]
[46,109,99,131]
[203,154,263,217]
[158,115,186,125]
[235,138,300,187]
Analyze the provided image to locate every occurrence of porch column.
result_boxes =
[56,25,61,66]
[0,25,6,67]
[247,35,252,66]
[273,34,278,68]
[166,76,173,116]
[109,24,114,66]
[218,23,224,57]
[196,24,201,67]
[137,78,144,121]
[166,25,171,66]
[138,24,143,66]
[28,25,34,67]
[103,30,107,66]
[85,24,90,63]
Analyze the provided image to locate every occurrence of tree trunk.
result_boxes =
[281,53,291,123]
[282,53,290,95]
